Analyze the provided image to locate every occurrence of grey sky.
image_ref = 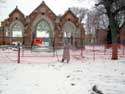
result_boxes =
[0,0,95,23]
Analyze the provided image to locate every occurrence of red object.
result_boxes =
[18,47,20,64]
[34,38,42,45]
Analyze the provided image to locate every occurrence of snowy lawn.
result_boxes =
[0,61,125,94]
[0,46,125,94]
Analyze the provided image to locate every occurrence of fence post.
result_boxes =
[93,44,95,61]
[22,46,24,57]
[81,47,84,58]
[17,43,20,64]
[123,44,124,55]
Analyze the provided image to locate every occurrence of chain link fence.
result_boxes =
[0,37,125,63]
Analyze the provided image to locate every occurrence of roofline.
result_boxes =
[9,6,25,17]
[29,1,56,17]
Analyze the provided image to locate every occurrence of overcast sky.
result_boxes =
[0,0,95,23]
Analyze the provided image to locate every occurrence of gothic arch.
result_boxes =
[63,21,76,35]
[9,20,24,37]
[32,15,54,36]
[31,15,55,46]
[63,21,77,46]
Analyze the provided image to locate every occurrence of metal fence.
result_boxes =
[0,37,125,63]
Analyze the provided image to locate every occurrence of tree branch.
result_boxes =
[113,6,125,16]
[95,7,107,15]
[95,1,104,6]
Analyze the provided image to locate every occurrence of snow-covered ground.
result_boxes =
[0,46,125,94]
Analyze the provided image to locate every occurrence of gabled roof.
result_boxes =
[61,8,78,21]
[29,1,56,17]
[9,6,24,17]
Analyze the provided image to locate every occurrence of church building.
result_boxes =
[0,1,85,48]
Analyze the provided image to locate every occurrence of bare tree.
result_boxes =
[78,0,125,59]
[95,0,125,60]
[70,7,88,22]
[85,9,107,44]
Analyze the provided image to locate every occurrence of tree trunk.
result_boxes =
[110,17,118,60]
[112,43,118,59]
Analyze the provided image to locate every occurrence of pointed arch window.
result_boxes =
[36,20,50,38]
[12,23,23,37]
[63,22,76,38]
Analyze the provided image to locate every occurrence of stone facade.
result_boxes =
[0,1,85,48]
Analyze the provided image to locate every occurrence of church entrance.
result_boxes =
[32,17,54,52]
[35,19,51,47]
